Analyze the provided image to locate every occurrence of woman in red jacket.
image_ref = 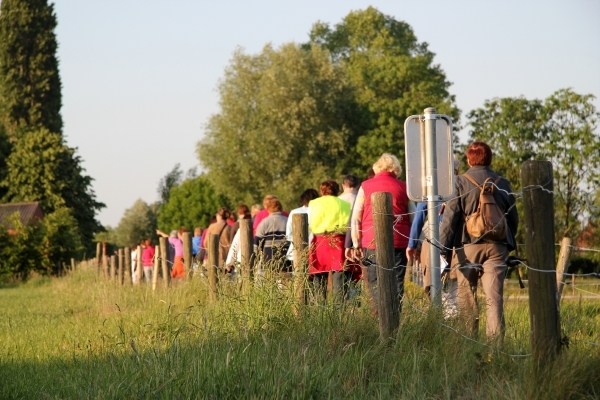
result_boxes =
[350,153,410,316]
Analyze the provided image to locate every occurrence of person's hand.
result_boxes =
[344,248,354,260]
[406,247,419,263]
[353,247,363,262]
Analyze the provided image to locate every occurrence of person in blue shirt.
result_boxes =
[406,155,459,315]
[192,227,203,257]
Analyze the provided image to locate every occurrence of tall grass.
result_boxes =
[0,266,598,399]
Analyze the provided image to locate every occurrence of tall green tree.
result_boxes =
[467,97,546,191]
[157,163,183,205]
[467,88,600,242]
[541,89,600,239]
[158,174,227,231]
[0,129,105,250]
[198,43,359,208]
[0,0,62,138]
[307,7,460,172]
[113,199,158,248]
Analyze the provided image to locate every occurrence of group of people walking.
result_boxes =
[150,142,518,345]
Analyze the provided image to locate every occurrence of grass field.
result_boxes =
[0,266,599,399]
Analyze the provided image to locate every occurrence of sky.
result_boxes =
[51,0,600,228]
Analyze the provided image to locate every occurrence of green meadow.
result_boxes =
[0,266,598,399]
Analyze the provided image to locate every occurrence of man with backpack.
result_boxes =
[439,142,518,346]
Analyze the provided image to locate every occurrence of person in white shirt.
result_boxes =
[286,188,319,262]
[338,174,360,206]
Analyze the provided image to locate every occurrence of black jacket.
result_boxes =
[439,165,518,253]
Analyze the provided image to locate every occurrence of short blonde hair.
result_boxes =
[373,153,402,175]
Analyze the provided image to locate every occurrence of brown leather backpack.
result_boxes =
[463,174,507,241]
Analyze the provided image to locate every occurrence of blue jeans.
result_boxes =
[362,248,407,316]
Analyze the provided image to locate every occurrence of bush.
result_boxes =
[0,208,83,281]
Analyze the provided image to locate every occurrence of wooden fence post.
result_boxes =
[556,237,573,300]
[183,232,193,281]
[71,258,76,272]
[118,249,124,285]
[372,192,399,340]
[124,247,131,285]
[239,219,254,293]
[160,237,170,288]
[152,245,160,291]
[96,242,101,266]
[110,255,116,281]
[292,214,309,309]
[102,255,108,279]
[207,234,219,303]
[521,160,561,363]
[136,245,143,284]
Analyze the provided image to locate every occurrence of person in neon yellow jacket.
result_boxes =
[307,180,351,302]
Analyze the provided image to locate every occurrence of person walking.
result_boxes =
[203,207,233,268]
[407,155,460,317]
[338,174,360,205]
[308,180,351,302]
[285,188,319,263]
[254,197,288,271]
[439,141,518,345]
[141,239,155,283]
[229,204,251,243]
[157,227,187,282]
[351,154,411,316]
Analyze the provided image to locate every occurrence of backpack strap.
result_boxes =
[463,173,481,189]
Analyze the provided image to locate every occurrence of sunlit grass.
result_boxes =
[0,265,598,399]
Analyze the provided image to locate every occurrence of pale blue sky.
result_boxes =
[51,0,600,227]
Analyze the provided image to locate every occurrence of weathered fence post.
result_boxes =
[292,213,309,310]
[96,242,101,266]
[136,245,143,284]
[372,192,399,340]
[70,258,76,272]
[159,237,170,288]
[124,247,131,285]
[110,255,116,281]
[521,160,561,363]
[102,254,109,279]
[239,219,254,293]
[207,234,219,303]
[183,232,193,281]
[117,249,124,285]
[556,237,573,300]
[152,245,160,291]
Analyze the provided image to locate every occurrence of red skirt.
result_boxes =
[308,235,345,274]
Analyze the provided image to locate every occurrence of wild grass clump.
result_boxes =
[0,266,598,399]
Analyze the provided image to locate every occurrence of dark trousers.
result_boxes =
[362,248,407,316]
[311,271,345,303]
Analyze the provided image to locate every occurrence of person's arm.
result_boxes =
[156,229,168,238]
[439,180,463,255]
[407,201,417,224]
[407,202,427,262]
[350,187,365,257]
[226,230,240,269]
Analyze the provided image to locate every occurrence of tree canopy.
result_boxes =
[0,129,104,249]
[113,199,158,248]
[0,0,62,138]
[467,88,600,241]
[307,7,460,172]
[0,0,104,262]
[158,174,227,231]
[198,43,359,208]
